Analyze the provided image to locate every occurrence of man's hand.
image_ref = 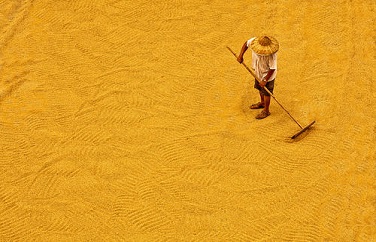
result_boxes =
[260,80,267,88]
[237,42,248,64]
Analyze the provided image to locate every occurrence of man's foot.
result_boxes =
[250,102,264,109]
[256,110,270,119]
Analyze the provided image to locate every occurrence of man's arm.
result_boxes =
[237,41,248,63]
[260,69,275,87]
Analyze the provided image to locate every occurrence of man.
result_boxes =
[237,35,279,119]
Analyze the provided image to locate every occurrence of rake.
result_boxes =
[227,46,315,139]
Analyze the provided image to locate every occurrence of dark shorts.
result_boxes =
[254,79,275,96]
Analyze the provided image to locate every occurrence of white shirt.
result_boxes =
[246,37,277,82]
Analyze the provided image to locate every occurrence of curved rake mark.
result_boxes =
[0,77,27,103]
[0,0,33,49]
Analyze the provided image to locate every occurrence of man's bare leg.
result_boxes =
[260,92,265,106]
[256,92,271,119]
[263,95,270,113]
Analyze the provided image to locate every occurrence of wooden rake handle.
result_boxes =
[226,46,303,129]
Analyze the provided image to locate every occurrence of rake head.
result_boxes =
[291,121,316,139]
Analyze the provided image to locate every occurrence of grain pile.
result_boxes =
[0,0,375,240]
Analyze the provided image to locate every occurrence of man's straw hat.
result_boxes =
[250,36,279,56]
